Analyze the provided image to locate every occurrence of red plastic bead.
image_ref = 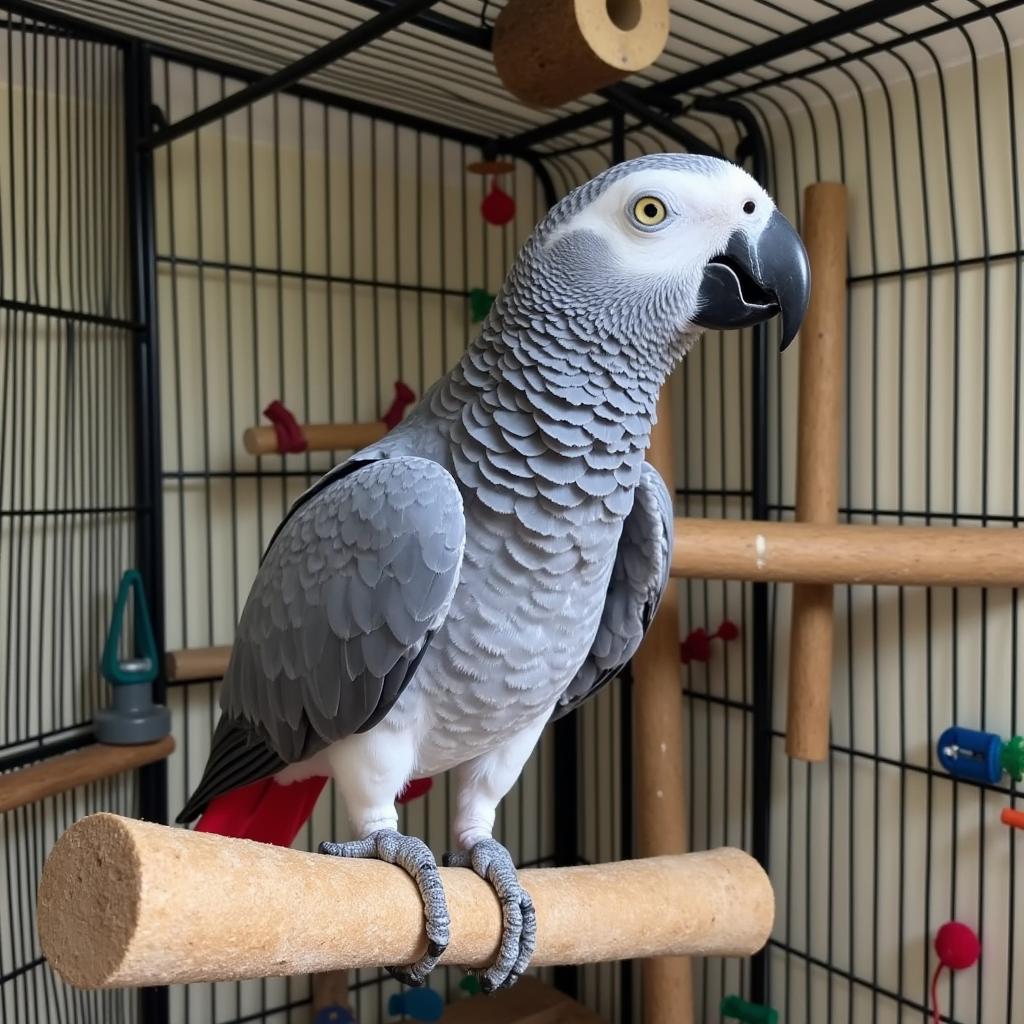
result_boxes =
[717,619,740,642]
[482,179,516,226]
[934,921,980,970]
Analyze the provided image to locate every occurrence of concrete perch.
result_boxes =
[38,814,774,989]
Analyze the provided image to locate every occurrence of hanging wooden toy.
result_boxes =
[492,0,670,108]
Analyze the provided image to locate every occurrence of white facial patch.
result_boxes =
[546,163,776,281]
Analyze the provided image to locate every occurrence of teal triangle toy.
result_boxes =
[95,570,170,745]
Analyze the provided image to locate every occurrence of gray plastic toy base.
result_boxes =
[94,685,172,745]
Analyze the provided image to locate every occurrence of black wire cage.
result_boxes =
[2,1,1023,1022]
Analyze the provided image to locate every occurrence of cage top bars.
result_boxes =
[7,0,1024,160]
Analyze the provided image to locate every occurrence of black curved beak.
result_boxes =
[692,209,811,350]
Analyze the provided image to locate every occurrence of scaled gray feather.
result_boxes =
[553,463,674,718]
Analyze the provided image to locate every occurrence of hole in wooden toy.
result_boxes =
[606,0,642,31]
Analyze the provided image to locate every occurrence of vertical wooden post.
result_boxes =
[632,392,693,1023]
[311,969,351,1022]
[785,182,849,762]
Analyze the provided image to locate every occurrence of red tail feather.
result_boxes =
[195,776,328,847]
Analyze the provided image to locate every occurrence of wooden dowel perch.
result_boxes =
[786,181,848,763]
[243,420,388,456]
[0,738,174,814]
[670,518,1024,588]
[632,393,693,1024]
[165,644,232,682]
[245,382,415,456]
[38,814,774,990]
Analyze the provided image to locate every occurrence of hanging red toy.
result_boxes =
[930,921,980,1024]
[481,176,515,226]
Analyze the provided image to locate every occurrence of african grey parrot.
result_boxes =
[178,153,810,991]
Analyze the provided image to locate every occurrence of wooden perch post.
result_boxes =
[669,518,1024,588]
[243,420,389,457]
[0,738,174,814]
[164,645,232,682]
[631,392,693,1024]
[38,814,773,990]
[244,382,415,455]
[787,182,848,763]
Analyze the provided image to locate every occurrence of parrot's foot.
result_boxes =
[319,830,449,987]
[443,838,535,992]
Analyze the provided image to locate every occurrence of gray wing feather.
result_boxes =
[553,462,673,719]
[230,456,465,761]
[177,455,464,823]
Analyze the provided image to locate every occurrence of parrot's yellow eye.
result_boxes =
[632,196,667,227]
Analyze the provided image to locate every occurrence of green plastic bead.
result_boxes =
[1001,735,1024,782]
[459,975,482,996]
[721,995,779,1024]
[469,288,495,323]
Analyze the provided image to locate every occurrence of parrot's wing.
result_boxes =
[552,462,674,720]
[177,455,464,822]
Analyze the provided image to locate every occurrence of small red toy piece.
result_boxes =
[680,620,740,664]
[262,400,307,453]
[1001,806,1024,829]
[930,921,980,1024]
[382,381,416,429]
[935,921,980,970]
[481,178,516,226]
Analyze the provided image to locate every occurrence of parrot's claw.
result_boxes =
[319,830,450,986]
[443,839,535,992]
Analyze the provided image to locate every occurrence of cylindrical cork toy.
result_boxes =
[38,814,774,989]
[492,0,670,108]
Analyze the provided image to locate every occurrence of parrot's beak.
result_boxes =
[692,210,811,350]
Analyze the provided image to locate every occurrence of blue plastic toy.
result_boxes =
[387,988,444,1021]
[937,726,1024,785]
[95,570,170,744]
[313,1008,355,1024]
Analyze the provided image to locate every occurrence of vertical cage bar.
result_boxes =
[124,38,169,1024]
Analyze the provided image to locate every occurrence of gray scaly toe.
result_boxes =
[320,829,450,986]
[443,838,536,992]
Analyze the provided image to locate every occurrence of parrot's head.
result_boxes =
[521,153,811,370]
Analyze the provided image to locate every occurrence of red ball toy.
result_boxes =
[482,178,516,226]
[934,921,980,970]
